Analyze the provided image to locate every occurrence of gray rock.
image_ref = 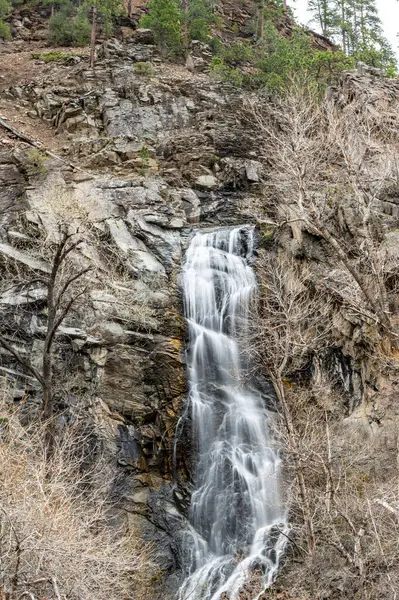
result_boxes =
[0,243,51,273]
[107,218,141,253]
[180,188,201,223]
[381,231,399,258]
[195,174,219,189]
[245,160,262,182]
[90,321,125,344]
[143,213,170,227]
[0,285,47,306]
[135,218,181,268]
[0,164,22,185]
[88,346,108,367]
[128,29,155,45]
[125,45,154,63]
[102,96,192,139]
[186,54,195,73]
[106,218,165,274]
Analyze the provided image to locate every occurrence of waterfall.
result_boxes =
[178,227,287,600]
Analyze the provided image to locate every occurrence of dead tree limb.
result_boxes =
[0,116,86,173]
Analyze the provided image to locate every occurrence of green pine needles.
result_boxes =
[186,0,213,42]
[0,0,11,40]
[307,0,397,72]
[211,22,353,93]
[48,1,91,46]
[140,0,183,56]
[140,0,216,56]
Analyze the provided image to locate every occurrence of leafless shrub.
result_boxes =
[275,385,399,600]
[0,399,154,600]
[249,244,399,597]
[248,75,399,338]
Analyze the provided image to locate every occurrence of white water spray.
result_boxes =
[178,227,287,600]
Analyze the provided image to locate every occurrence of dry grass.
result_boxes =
[0,400,153,600]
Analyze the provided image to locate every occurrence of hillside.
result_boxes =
[0,2,399,600]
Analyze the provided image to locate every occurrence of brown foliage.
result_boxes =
[247,78,399,597]
[0,400,153,600]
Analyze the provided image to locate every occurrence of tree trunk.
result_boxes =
[260,4,265,40]
[283,0,287,13]
[90,6,97,69]
[341,0,347,54]
[42,351,53,422]
[42,246,60,459]
[272,374,316,559]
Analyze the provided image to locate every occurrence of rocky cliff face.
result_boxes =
[2,13,399,598]
[0,28,265,595]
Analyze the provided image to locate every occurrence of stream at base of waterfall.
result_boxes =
[178,227,288,600]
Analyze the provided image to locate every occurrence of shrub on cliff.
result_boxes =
[48,1,91,46]
[0,0,11,40]
[140,0,182,57]
[255,22,353,91]
[211,23,354,93]
[185,0,213,42]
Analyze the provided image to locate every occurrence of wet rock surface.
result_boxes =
[0,32,267,593]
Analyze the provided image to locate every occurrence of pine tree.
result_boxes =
[186,0,213,42]
[327,0,396,70]
[185,0,213,42]
[140,0,182,56]
[332,0,348,53]
[43,0,69,18]
[307,0,337,37]
[350,0,384,51]
[0,0,11,39]
[350,0,394,68]
[48,1,91,47]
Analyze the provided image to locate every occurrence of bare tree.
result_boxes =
[0,225,92,453]
[246,77,399,597]
[250,253,332,559]
[250,253,399,596]
[249,77,399,337]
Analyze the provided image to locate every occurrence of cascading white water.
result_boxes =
[178,227,287,600]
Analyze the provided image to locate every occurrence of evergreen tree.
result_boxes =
[0,0,11,39]
[342,0,395,68]
[48,1,91,46]
[43,0,69,18]
[332,0,349,54]
[186,0,213,42]
[307,0,337,37]
[309,0,396,71]
[140,0,182,56]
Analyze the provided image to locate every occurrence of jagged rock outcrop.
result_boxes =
[0,30,268,590]
[2,19,399,597]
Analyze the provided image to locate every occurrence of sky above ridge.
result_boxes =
[294,0,399,59]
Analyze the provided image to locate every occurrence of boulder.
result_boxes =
[90,321,126,344]
[195,174,218,189]
[245,159,262,183]
[134,217,181,268]
[0,164,23,185]
[0,285,47,306]
[129,29,155,45]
